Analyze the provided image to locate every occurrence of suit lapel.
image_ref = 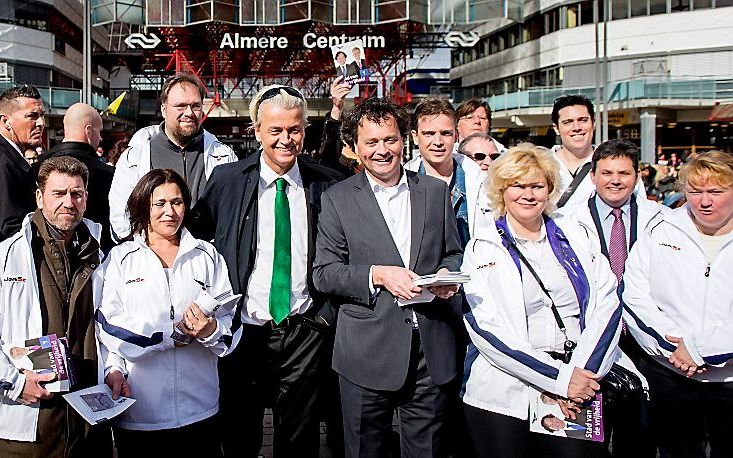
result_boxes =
[353,172,404,267]
[408,173,425,271]
[299,158,318,283]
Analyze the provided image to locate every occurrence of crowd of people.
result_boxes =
[0,74,731,458]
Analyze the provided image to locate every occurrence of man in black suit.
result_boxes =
[0,85,44,240]
[190,85,342,458]
[313,98,463,457]
[348,47,368,79]
[33,103,115,252]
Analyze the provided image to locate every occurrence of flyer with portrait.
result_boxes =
[529,390,604,442]
[331,39,370,85]
[2,334,75,392]
[63,384,136,425]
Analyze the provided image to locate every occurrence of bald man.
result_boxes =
[34,103,115,252]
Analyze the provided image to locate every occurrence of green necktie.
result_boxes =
[269,177,291,324]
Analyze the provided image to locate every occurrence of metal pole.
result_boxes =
[82,0,92,104]
[593,0,601,146]
[602,0,609,142]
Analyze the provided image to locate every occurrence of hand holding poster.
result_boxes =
[331,39,370,85]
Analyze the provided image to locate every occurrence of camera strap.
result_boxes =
[498,228,570,343]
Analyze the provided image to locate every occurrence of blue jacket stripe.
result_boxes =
[702,353,733,366]
[461,343,480,397]
[465,312,560,380]
[585,304,622,372]
[96,310,164,348]
[622,305,676,352]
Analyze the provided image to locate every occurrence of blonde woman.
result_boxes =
[623,150,733,457]
[460,144,621,457]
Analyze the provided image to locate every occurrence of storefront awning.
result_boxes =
[709,103,733,121]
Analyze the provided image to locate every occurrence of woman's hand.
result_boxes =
[179,303,216,340]
[567,367,600,404]
[104,370,131,400]
[557,398,582,421]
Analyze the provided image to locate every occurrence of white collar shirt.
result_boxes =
[551,145,595,209]
[507,219,580,352]
[594,194,632,251]
[241,156,311,325]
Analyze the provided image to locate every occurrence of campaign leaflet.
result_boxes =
[529,390,604,442]
[331,39,370,87]
[63,384,136,425]
[3,334,75,392]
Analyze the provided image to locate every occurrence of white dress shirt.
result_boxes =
[594,194,632,250]
[507,219,581,352]
[242,156,311,325]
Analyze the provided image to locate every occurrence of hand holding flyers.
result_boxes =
[331,39,370,88]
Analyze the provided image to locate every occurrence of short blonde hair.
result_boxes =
[679,150,733,190]
[486,143,561,215]
[249,85,307,127]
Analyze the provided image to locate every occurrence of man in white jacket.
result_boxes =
[0,157,112,456]
[623,150,733,457]
[109,73,237,241]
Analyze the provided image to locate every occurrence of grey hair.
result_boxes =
[457,132,494,155]
[249,85,308,127]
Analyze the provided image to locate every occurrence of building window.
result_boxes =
[567,4,579,27]
[579,1,594,25]
[612,0,629,19]
[693,0,712,7]
[54,36,65,55]
[631,1,648,16]
[714,0,733,6]
[650,0,668,14]
[671,0,691,11]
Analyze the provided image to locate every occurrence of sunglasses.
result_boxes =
[466,152,501,161]
[254,86,304,114]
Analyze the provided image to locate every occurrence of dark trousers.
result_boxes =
[464,404,605,458]
[218,321,329,458]
[114,415,221,457]
[339,331,450,458]
[640,356,733,458]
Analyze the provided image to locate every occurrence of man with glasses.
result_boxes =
[457,132,501,172]
[109,72,237,241]
[455,98,505,153]
[191,85,342,457]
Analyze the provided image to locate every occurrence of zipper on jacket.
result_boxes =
[165,266,181,425]
[704,264,710,277]
[182,149,187,181]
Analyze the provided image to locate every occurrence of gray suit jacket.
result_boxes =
[313,170,463,391]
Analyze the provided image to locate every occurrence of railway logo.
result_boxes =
[125,33,162,50]
[444,31,480,48]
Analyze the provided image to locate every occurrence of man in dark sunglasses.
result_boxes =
[458,132,501,171]
[191,85,343,458]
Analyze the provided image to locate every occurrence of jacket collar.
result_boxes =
[132,227,202,267]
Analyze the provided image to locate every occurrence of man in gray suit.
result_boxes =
[313,98,464,457]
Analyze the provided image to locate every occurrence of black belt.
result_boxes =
[263,314,305,330]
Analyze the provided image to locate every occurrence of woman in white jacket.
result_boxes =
[461,144,621,457]
[97,169,237,457]
[623,150,733,457]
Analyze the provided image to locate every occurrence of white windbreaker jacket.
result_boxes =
[461,216,621,420]
[623,205,733,382]
[405,152,493,237]
[0,215,109,441]
[109,125,237,241]
[96,229,238,430]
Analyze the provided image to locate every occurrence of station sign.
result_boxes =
[220,32,386,49]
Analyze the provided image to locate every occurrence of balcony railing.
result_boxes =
[486,78,733,112]
[0,82,136,120]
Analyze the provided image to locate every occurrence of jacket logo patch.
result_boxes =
[125,278,145,284]
[477,262,496,269]
[659,242,681,251]
[2,276,26,283]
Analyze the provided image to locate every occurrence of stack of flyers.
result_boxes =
[3,334,75,392]
[413,272,471,287]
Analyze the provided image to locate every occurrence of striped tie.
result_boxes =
[609,207,627,282]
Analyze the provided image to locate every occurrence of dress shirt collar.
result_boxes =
[259,154,302,190]
[506,217,547,245]
[365,168,409,194]
[594,193,631,220]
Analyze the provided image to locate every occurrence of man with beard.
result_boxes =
[0,156,113,456]
[109,72,237,241]
[34,103,115,253]
[0,85,45,241]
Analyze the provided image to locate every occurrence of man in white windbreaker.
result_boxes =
[97,169,238,457]
[0,157,115,456]
[109,72,237,242]
[623,150,733,458]
[461,144,620,458]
